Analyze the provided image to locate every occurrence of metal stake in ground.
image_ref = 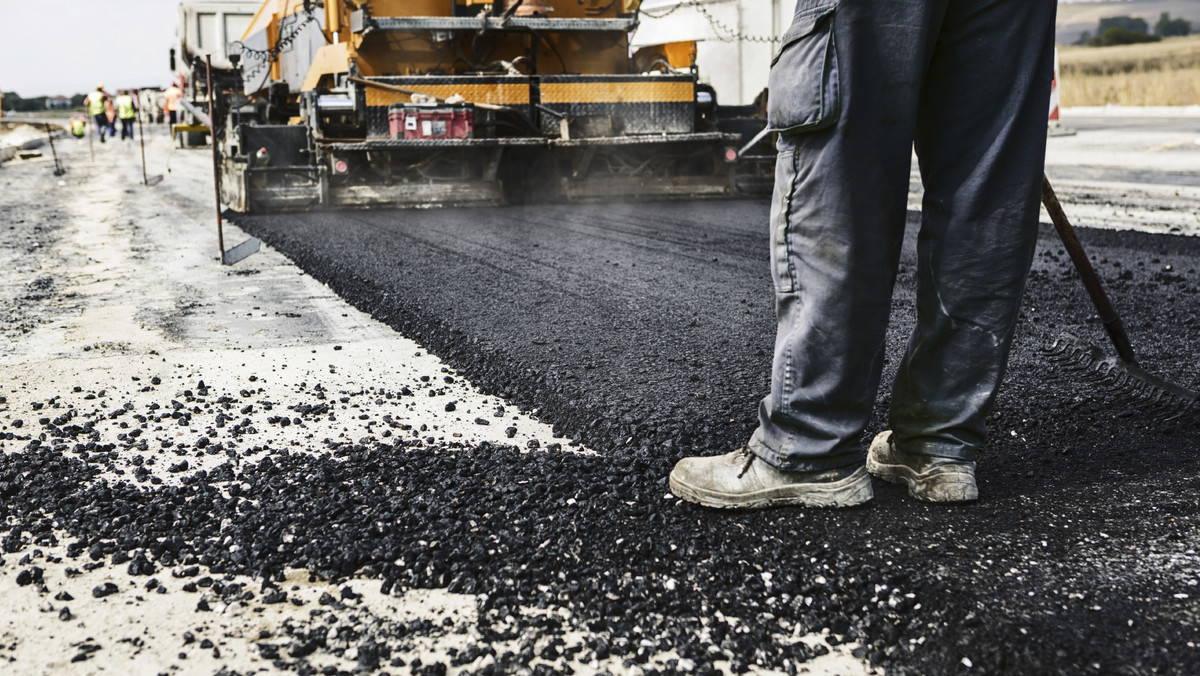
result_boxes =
[137,98,163,186]
[44,123,65,177]
[206,55,224,258]
[206,56,260,266]
[88,118,94,163]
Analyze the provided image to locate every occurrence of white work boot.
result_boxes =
[668,446,873,509]
[867,431,978,502]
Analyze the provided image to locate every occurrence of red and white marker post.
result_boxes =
[1049,47,1061,127]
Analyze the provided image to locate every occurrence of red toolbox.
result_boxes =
[388,103,475,140]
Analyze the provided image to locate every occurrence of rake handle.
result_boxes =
[138,100,149,186]
[1041,173,1137,365]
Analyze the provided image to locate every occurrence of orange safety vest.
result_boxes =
[164,87,182,112]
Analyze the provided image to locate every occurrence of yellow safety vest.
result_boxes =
[87,91,106,116]
[116,95,136,119]
[71,118,86,135]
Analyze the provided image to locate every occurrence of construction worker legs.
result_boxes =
[889,0,1057,462]
[93,114,109,141]
[748,0,948,471]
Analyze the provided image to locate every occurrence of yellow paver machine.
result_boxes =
[212,0,764,211]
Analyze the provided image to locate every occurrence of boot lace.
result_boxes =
[735,446,756,478]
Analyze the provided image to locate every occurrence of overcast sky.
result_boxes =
[0,0,1111,98]
[0,1,192,97]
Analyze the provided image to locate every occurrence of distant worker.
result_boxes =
[149,89,166,123]
[104,95,118,140]
[116,90,137,141]
[70,114,87,141]
[85,84,110,143]
[163,83,183,126]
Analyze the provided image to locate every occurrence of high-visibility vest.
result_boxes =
[116,95,136,119]
[87,91,106,116]
[163,87,182,112]
[71,118,86,135]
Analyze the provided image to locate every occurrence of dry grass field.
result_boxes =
[1058,34,1200,105]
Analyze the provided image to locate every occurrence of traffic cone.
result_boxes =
[1048,47,1075,137]
[1048,47,1061,127]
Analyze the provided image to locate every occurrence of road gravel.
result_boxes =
[2,118,1199,675]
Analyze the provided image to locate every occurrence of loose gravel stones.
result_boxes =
[91,582,119,598]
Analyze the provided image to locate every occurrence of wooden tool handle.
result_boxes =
[1041,174,1137,364]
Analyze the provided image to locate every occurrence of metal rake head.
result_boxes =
[1045,333,1199,420]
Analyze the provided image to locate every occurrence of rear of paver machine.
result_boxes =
[209,0,755,212]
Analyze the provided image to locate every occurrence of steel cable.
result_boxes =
[638,0,781,43]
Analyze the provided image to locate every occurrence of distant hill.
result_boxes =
[1058,0,1200,43]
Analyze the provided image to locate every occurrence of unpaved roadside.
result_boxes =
[0,129,875,675]
[0,127,570,674]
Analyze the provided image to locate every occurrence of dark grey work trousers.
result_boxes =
[748,0,1058,471]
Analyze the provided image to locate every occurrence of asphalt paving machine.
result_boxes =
[210,0,754,211]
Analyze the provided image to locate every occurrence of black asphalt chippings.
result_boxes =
[3,193,1199,674]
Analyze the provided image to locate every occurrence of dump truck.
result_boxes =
[174,1,261,145]
[206,0,761,211]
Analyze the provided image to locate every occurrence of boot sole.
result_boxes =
[867,433,978,503]
[669,465,874,509]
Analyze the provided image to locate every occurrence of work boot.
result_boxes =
[866,431,978,502]
[669,446,873,509]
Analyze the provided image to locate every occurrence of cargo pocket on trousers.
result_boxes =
[767,2,840,135]
[770,148,800,294]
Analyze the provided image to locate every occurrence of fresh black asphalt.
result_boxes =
[230,200,1200,674]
